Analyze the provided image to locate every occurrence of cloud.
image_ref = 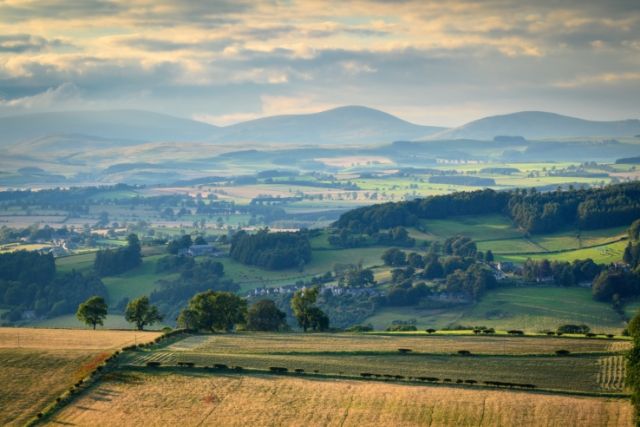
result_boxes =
[0,0,638,124]
[0,34,69,53]
[0,82,82,112]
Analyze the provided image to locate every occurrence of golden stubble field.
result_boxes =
[49,371,633,427]
[0,328,161,427]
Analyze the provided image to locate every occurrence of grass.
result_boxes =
[498,240,627,264]
[222,246,387,292]
[0,328,160,426]
[363,286,626,334]
[154,332,630,355]
[101,255,174,304]
[56,252,97,273]
[121,332,628,394]
[49,370,633,426]
[417,215,523,241]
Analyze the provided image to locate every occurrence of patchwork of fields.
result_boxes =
[121,333,629,394]
[1,328,632,426]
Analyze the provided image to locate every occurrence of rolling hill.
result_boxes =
[212,105,445,145]
[426,111,640,141]
[0,110,220,147]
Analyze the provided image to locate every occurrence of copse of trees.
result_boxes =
[167,234,193,254]
[178,290,247,332]
[246,299,287,331]
[333,182,640,235]
[0,251,107,322]
[94,233,142,276]
[230,229,311,270]
[443,236,477,257]
[523,258,602,286]
[592,270,640,302]
[76,296,108,329]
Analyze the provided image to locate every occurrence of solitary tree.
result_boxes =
[246,299,287,331]
[291,287,329,332]
[76,296,108,330]
[125,296,163,330]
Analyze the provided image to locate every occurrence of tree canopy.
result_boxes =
[125,296,163,330]
[76,296,108,329]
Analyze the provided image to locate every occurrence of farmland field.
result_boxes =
[48,371,633,426]
[364,286,626,333]
[122,332,629,394]
[0,328,161,427]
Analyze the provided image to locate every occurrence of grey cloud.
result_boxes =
[0,34,70,53]
[119,37,235,52]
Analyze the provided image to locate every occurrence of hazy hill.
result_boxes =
[0,110,219,146]
[213,106,446,145]
[426,111,640,140]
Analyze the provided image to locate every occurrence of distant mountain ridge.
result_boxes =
[212,106,445,145]
[426,111,640,140]
[0,110,219,146]
[1,108,639,151]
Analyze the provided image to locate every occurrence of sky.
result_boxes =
[0,0,638,127]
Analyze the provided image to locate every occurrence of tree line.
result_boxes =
[0,250,107,323]
[333,182,640,236]
[93,234,142,276]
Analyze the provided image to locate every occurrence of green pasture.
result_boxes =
[364,286,625,334]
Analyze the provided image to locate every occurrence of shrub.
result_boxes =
[443,378,452,382]
[555,349,570,356]
[507,329,524,335]
[465,379,477,385]
[556,332,563,336]
[546,331,555,336]
[146,361,161,368]
[606,334,614,338]
[386,324,417,332]
[457,350,471,356]
[482,328,495,334]
[456,379,463,383]
[177,361,195,367]
[426,328,437,334]
[37,413,43,419]
[557,324,590,334]
[234,366,243,371]
[269,367,288,373]
[585,332,596,338]
[294,368,305,373]
[397,348,412,354]
[214,364,228,369]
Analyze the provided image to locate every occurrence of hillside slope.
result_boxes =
[426,111,640,140]
[214,105,445,145]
